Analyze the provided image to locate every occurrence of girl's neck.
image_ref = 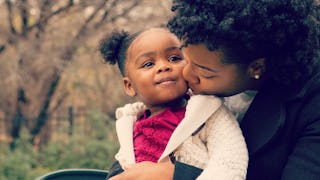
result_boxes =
[146,96,187,118]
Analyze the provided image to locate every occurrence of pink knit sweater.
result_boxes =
[133,107,185,162]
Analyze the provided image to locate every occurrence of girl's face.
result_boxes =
[124,28,187,109]
[182,43,255,97]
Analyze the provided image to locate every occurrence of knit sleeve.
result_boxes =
[115,102,146,119]
[114,102,146,167]
[197,105,248,180]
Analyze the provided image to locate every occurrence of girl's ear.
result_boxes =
[247,58,266,80]
[123,77,137,97]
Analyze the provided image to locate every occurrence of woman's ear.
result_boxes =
[123,77,137,97]
[247,58,266,80]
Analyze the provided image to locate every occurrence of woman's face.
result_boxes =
[182,43,254,97]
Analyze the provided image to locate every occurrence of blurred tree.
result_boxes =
[0,0,171,149]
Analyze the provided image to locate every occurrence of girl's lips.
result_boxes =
[155,77,176,84]
[158,80,176,85]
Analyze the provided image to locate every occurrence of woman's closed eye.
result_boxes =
[201,74,216,79]
[195,67,216,78]
[199,71,216,79]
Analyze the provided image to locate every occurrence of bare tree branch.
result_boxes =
[98,0,118,23]
[0,45,5,53]
[27,0,74,32]
[35,0,51,36]
[74,1,108,41]
[31,74,60,142]
[5,0,17,34]
[49,91,69,116]
[94,0,140,29]
[19,0,29,36]
[60,1,108,61]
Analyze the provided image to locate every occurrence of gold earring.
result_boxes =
[254,74,260,79]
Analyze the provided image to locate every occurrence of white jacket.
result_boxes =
[114,95,248,180]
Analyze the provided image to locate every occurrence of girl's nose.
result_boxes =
[183,64,199,84]
[157,63,172,73]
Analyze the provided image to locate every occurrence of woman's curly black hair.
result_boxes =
[168,0,320,85]
[98,30,142,76]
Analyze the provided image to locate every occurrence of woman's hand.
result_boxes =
[109,160,174,180]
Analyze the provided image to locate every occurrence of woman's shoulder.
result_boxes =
[297,70,320,112]
[296,68,320,100]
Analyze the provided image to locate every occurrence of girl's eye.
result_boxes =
[141,61,154,68]
[168,55,183,62]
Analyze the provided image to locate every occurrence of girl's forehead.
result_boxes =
[132,28,172,45]
[127,28,179,57]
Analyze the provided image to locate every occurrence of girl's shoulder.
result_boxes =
[115,102,146,119]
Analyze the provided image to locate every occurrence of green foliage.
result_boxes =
[0,110,119,180]
[87,109,117,141]
[0,129,37,180]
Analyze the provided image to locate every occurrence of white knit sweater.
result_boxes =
[114,95,248,180]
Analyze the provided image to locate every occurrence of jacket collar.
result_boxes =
[240,84,286,155]
[159,95,222,162]
[240,68,320,156]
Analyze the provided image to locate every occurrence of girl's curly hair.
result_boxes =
[98,30,141,76]
[168,0,320,85]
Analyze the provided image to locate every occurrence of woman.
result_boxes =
[109,0,320,179]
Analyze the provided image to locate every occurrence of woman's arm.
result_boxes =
[173,161,203,180]
[281,93,320,179]
[105,161,124,179]
[108,161,174,180]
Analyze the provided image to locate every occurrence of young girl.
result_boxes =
[99,27,248,180]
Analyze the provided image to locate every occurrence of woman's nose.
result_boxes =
[183,64,199,84]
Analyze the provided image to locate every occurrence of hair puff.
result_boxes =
[99,30,129,65]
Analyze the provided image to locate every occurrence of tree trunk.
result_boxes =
[10,88,27,151]
[30,75,60,144]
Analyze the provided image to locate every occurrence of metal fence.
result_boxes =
[0,105,92,143]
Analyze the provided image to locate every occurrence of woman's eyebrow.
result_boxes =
[179,45,186,51]
[193,62,217,72]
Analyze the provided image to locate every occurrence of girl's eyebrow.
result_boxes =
[134,52,155,64]
[136,46,180,60]
[134,46,180,64]
[137,52,154,59]
[165,46,180,52]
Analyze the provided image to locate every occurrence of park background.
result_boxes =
[0,0,172,179]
